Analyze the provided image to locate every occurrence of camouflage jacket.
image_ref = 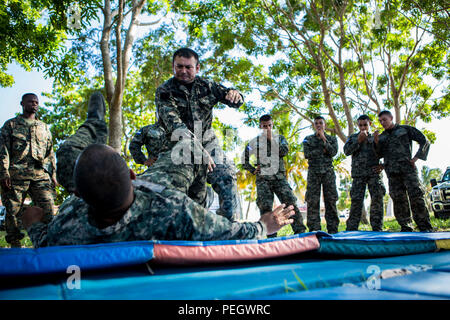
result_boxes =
[242,134,289,178]
[344,132,381,178]
[155,76,243,146]
[302,133,338,173]
[129,124,169,165]
[27,180,266,248]
[0,115,55,181]
[375,124,430,175]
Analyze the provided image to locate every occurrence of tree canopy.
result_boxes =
[4,0,448,211]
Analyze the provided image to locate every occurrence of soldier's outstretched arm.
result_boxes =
[260,204,295,236]
[211,81,244,109]
[177,194,267,240]
[178,193,294,240]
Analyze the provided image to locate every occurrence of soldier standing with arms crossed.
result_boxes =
[302,116,340,233]
[374,110,433,232]
[344,115,386,231]
[0,93,56,247]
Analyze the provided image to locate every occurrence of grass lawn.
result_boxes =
[0,230,33,248]
[1,215,450,248]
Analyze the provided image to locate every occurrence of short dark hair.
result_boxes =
[74,144,132,214]
[259,114,272,123]
[173,48,199,65]
[357,114,371,122]
[21,93,38,101]
[378,110,393,118]
[314,115,325,121]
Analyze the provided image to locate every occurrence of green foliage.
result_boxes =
[0,0,100,87]
[171,0,448,144]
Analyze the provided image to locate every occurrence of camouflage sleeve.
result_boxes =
[129,128,149,165]
[211,81,244,109]
[302,136,322,159]
[45,126,57,180]
[374,135,384,159]
[242,142,256,174]
[324,135,338,157]
[181,194,266,240]
[408,126,430,161]
[343,134,360,156]
[26,222,48,248]
[278,135,289,158]
[0,122,11,180]
[155,86,192,138]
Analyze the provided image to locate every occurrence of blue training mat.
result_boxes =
[0,241,154,276]
[1,231,450,277]
[2,251,450,300]
[317,231,450,256]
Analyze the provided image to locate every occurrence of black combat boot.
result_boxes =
[87,91,106,121]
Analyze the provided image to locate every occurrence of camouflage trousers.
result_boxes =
[256,174,306,236]
[346,174,386,231]
[305,168,339,233]
[387,170,433,232]
[56,119,108,192]
[55,118,204,202]
[207,147,242,221]
[1,177,54,244]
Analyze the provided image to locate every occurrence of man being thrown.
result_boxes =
[22,92,295,248]
[129,123,242,221]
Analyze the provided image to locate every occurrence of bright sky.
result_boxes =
[1,62,449,176]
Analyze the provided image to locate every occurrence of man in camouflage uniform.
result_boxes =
[302,116,339,233]
[129,123,242,221]
[242,114,306,236]
[374,110,433,232]
[155,48,243,209]
[0,93,56,247]
[22,92,295,247]
[344,115,386,231]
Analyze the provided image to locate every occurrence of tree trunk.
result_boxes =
[99,0,147,152]
[109,95,124,151]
